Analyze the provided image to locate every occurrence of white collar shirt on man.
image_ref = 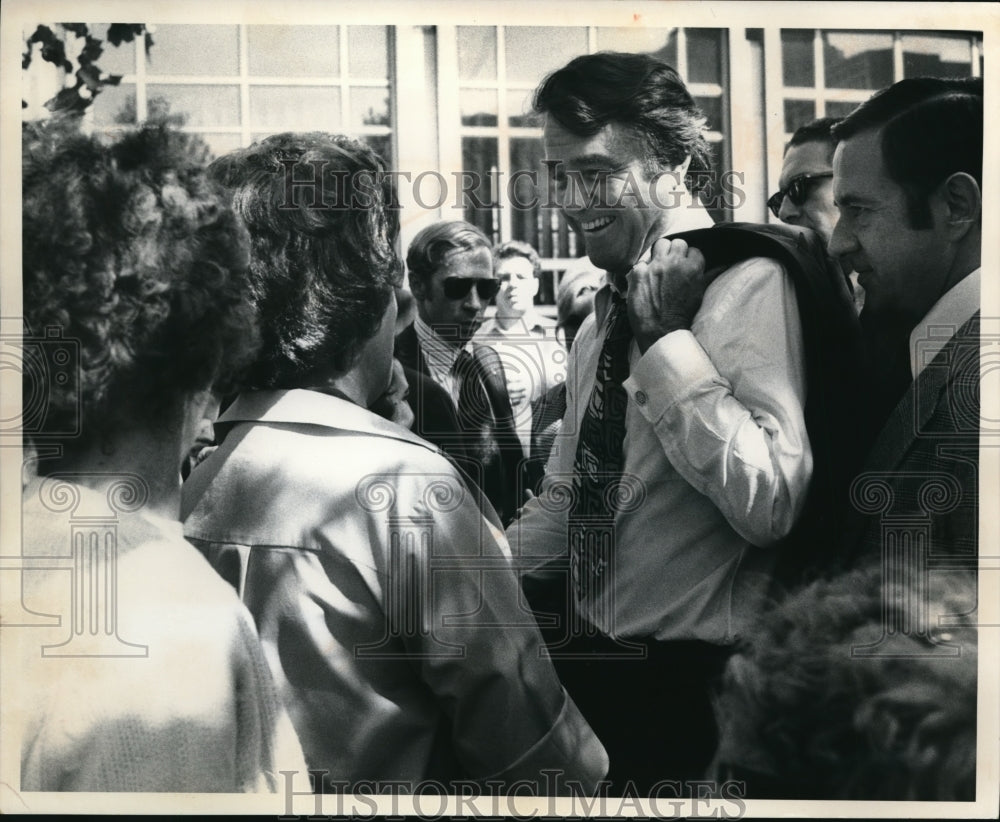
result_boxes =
[414,313,474,405]
[909,268,980,380]
[510,205,813,644]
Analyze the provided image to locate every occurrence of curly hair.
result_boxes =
[209,132,402,389]
[22,117,258,467]
[710,563,977,800]
[533,51,712,179]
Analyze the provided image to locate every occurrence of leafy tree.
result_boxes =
[22,24,153,114]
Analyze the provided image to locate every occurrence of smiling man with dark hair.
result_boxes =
[510,51,815,791]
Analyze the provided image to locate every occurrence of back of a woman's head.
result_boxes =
[22,117,257,467]
[208,132,403,389]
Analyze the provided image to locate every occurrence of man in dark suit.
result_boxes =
[827,77,982,574]
[395,220,525,526]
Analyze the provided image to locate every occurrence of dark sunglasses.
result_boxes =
[441,277,501,301]
[767,172,834,218]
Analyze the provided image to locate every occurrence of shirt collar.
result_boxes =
[217,388,434,449]
[414,314,473,371]
[909,268,980,379]
[607,203,716,294]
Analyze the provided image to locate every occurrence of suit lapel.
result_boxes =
[861,315,977,475]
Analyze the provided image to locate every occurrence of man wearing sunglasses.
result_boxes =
[769,117,864,312]
[395,220,526,526]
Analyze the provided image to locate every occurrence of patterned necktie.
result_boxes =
[568,290,633,600]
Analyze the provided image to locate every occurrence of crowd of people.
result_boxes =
[13,48,982,802]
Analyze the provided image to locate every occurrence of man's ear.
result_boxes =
[940,172,982,240]
[408,272,427,301]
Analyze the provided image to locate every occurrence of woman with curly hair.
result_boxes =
[12,117,307,792]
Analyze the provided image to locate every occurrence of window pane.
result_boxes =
[348,26,389,78]
[504,27,588,84]
[458,26,497,82]
[825,100,861,119]
[89,24,136,76]
[351,86,391,127]
[782,30,815,87]
[199,133,244,159]
[508,89,541,128]
[461,137,500,243]
[146,85,240,127]
[694,95,723,133]
[91,83,135,125]
[824,31,893,89]
[146,25,239,76]
[596,27,677,66]
[460,89,498,127]
[249,86,342,130]
[784,99,816,134]
[700,140,730,224]
[902,33,974,78]
[248,25,340,77]
[687,29,723,84]
[510,138,544,252]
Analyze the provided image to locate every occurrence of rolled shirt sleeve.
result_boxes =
[624,257,812,547]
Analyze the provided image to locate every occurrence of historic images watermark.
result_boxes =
[277,771,748,820]
[276,160,748,214]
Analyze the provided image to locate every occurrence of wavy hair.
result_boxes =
[209,132,402,389]
[22,117,257,467]
[533,51,712,179]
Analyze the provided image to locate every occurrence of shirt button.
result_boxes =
[634,390,647,405]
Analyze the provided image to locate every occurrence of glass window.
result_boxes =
[461,137,500,241]
[146,25,239,76]
[200,133,245,159]
[504,27,588,84]
[460,89,498,127]
[91,83,135,125]
[146,85,240,127]
[784,99,816,133]
[595,27,677,67]
[88,24,137,76]
[687,29,723,84]
[458,26,497,82]
[902,33,977,78]
[249,86,342,130]
[507,89,540,128]
[825,100,861,119]
[247,25,340,77]
[509,137,545,253]
[348,26,389,78]
[823,31,893,89]
[695,96,723,133]
[351,86,391,127]
[781,30,815,87]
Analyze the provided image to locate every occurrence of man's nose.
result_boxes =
[827,215,854,259]
[464,285,484,311]
[778,193,799,223]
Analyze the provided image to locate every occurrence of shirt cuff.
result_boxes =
[624,330,721,423]
[481,689,609,795]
